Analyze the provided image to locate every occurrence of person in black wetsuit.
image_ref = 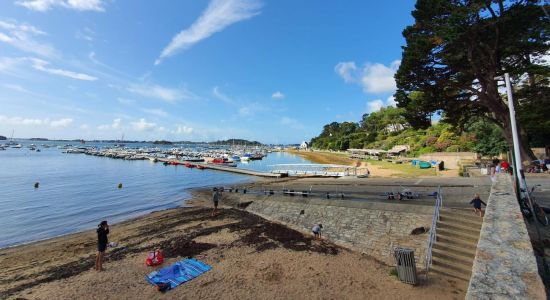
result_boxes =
[95,220,109,271]
[469,194,487,217]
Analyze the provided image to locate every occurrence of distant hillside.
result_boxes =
[310,106,509,157]
[153,140,173,145]
[0,135,6,140]
[30,138,49,141]
[210,139,262,146]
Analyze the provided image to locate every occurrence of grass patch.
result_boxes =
[366,159,437,177]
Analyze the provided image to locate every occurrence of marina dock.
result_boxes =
[193,162,286,178]
[155,158,285,178]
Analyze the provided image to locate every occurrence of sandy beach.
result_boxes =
[0,187,466,300]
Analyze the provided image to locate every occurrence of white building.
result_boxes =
[300,141,309,150]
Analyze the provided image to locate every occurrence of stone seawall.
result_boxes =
[245,196,432,266]
[466,173,546,299]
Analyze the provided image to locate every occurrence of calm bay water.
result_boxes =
[0,141,311,248]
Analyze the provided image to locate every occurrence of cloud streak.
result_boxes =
[15,0,105,12]
[127,83,195,103]
[0,115,73,127]
[271,91,285,99]
[155,0,262,65]
[29,58,98,81]
[0,19,57,58]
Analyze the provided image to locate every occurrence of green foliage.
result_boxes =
[466,119,509,157]
[311,113,486,155]
[394,0,549,158]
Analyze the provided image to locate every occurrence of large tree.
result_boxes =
[395,0,549,160]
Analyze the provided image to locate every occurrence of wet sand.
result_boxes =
[0,189,465,300]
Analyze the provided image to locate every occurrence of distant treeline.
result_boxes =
[209,139,262,146]
[6,138,263,146]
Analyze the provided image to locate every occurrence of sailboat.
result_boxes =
[114,134,125,148]
[6,129,17,146]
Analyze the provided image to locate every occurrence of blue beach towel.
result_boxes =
[145,258,212,291]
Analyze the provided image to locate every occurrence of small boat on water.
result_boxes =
[196,165,206,170]
[184,162,196,168]
[12,144,22,148]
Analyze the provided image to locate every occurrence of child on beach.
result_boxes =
[96,220,109,271]
[312,224,323,240]
[469,194,487,217]
[212,188,220,216]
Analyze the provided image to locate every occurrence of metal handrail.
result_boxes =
[424,186,442,278]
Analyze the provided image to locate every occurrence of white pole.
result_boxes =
[504,73,526,190]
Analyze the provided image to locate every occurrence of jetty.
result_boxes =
[194,162,285,178]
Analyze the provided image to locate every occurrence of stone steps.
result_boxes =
[437,221,480,236]
[436,235,478,250]
[432,247,473,266]
[437,228,479,243]
[432,241,477,258]
[432,256,472,275]
[428,208,482,284]
[440,209,482,221]
[429,264,471,282]
[438,214,482,229]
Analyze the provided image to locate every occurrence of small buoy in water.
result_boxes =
[118,183,123,189]
[34,182,39,189]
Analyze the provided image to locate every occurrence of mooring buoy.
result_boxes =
[118,183,123,189]
[34,182,39,189]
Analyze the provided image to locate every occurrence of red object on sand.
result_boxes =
[146,250,164,266]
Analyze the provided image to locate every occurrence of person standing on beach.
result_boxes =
[96,220,109,271]
[212,188,219,216]
[469,194,487,217]
[312,224,323,240]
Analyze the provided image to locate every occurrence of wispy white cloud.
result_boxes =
[2,83,30,93]
[117,97,136,105]
[173,124,194,135]
[271,91,285,99]
[127,83,195,103]
[29,58,98,81]
[365,96,396,113]
[142,108,169,117]
[131,118,157,131]
[15,0,105,12]
[237,101,267,117]
[334,62,357,83]
[386,95,396,107]
[335,60,400,94]
[155,0,262,65]
[0,19,57,58]
[50,117,73,127]
[97,118,121,130]
[212,86,235,104]
[75,26,94,41]
[0,115,73,127]
[366,99,384,113]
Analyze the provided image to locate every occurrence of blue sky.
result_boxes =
[0,0,415,143]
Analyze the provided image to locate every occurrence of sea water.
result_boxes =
[0,141,311,248]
